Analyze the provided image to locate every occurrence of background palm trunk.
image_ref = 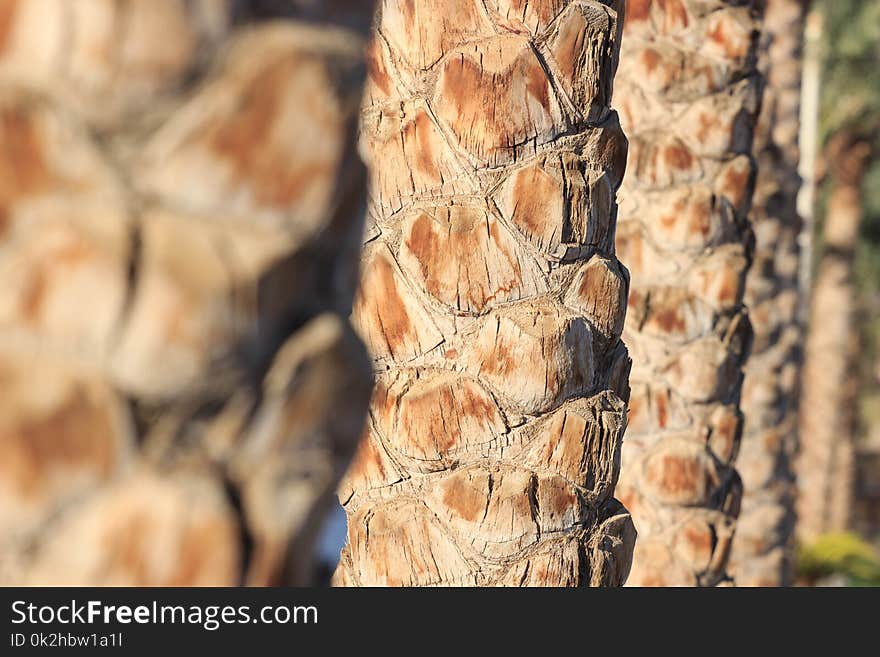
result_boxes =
[729,0,809,588]
[335,0,635,587]
[796,133,872,544]
[795,10,822,317]
[0,0,373,586]
[613,0,764,586]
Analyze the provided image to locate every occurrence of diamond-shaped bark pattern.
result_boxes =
[138,27,357,236]
[364,103,473,213]
[0,0,230,127]
[371,369,507,470]
[616,0,763,587]
[398,204,546,314]
[469,304,596,414]
[0,3,375,587]
[353,243,444,363]
[379,0,493,71]
[485,0,570,35]
[340,0,635,587]
[547,2,617,122]
[433,34,566,168]
[495,148,619,258]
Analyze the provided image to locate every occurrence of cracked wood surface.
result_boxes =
[614,0,764,586]
[0,0,374,586]
[335,0,636,587]
[730,0,807,587]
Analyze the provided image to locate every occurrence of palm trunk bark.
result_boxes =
[335,0,635,587]
[0,0,373,586]
[796,133,871,544]
[613,0,764,586]
[795,9,822,318]
[730,0,808,588]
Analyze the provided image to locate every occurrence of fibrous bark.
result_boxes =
[0,0,373,586]
[335,0,635,587]
[730,0,808,588]
[796,133,871,544]
[614,0,764,586]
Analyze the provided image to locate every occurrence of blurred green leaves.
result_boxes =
[797,532,880,586]
[817,0,880,139]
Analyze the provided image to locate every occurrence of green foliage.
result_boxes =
[815,0,880,246]
[797,533,880,586]
[817,0,880,139]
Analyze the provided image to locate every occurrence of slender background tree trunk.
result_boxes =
[796,133,872,544]
[0,0,373,586]
[730,0,808,587]
[613,0,764,586]
[795,10,822,318]
[335,0,636,587]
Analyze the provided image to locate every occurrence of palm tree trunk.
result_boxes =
[730,0,809,588]
[335,0,635,587]
[0,0,374,586]
[796,133,871,544]
[795,9,822,318]
[614,0,764,586]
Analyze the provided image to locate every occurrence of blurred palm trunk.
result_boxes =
[334,0,636,587]
[613,0,764,586]
[0,0,374,586]
[730,0,809,588]
[796,133,872,544]
[796,10,822,317]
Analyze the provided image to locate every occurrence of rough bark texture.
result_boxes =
[0,0,374,586]
[729,0,807,587]
[614,0,763,586]
[796,134,871,544]
[335,0,636,587]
